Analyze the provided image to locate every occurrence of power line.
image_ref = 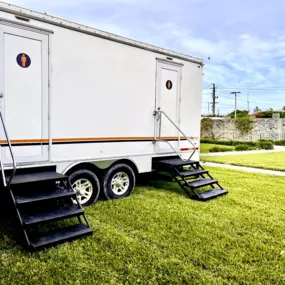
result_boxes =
[204,86,285,91]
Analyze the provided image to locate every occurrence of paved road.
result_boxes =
[202,162,285,177]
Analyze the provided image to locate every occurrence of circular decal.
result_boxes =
[166,80,173,90]
[16,53,31,68]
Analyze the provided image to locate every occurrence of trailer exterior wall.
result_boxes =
[0,8,203,174]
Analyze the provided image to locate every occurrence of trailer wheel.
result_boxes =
[69,169,100,207]
[103,164,136,200]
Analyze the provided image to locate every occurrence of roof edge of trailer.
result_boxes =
[0,1,204,65]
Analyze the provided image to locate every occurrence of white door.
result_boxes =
[0,25,49,165]
[155,60,182,153]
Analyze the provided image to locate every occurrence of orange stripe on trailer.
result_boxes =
[0,136,200,144]
[0,139,49,144]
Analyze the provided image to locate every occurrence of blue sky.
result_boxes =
[5,0,285,115]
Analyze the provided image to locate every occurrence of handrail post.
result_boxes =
[0,111,16,187]
[0,145,7,187]
[154,109,197,161]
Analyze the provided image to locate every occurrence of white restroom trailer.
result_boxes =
[0,2,204,206]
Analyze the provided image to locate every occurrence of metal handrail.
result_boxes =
[154,108,196,161]
[0,111,16,187]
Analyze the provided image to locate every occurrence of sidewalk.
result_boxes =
[202,162,285,177]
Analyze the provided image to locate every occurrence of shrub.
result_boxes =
[200,139,258,147]
[258,141,274,150]
[209,147,233,153]
[249,147,259,151]
[274,140,285,146]
[258,139,274,144]
[235,144,249,151]
[232,141,257,147]
[254,111,285,119]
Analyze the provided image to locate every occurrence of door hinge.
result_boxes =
[48,80,51,87]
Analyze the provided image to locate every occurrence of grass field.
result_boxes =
[200,143,234,153]
[1,167,285,285]
[201,152,285,172]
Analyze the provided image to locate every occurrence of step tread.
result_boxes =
[22,206,84,226]
[197,188,228,201]
[179,169,208,177]
[153,158,199,170]
[15,188,76,205]
[7,172,68,185]
[187,178,217,189]
[155,158,199,167]
[30,224,93,249]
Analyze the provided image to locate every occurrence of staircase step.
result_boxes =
[7,172,68,185]
[179,169,208,178]
[22,206,84,226]
[15,188,76,205]
[187,179,217,189]
[30,224,93,250]
[197,189,228,201]
[153,158,199,170]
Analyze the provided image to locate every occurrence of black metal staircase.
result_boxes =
[153,157,228,201]
[3,166,93,250]
[0,110,92,250]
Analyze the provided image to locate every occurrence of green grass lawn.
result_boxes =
[201,152,285,172]
[1,167,285,284]
[200,143,234,153]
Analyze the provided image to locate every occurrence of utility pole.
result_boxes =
[208,102,210,116]
[212,84,218,116]
[231,91,241,119]
[247,92,250,113]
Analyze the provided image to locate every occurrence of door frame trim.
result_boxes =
[0,18,54,35]
[0,24,51,165]
[156,58,184,67]
[154,59,182,154]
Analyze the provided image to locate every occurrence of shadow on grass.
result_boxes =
[136,173,186,197]
[0,202,21,249]
[0,188,30,251]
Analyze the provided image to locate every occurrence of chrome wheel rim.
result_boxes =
[111,172,130,195]
[72,179,93,205]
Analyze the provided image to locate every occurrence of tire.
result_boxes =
[103,164,136,200]
[69,169,100,207]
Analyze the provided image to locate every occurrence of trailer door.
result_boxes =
[155,60,182,154]
[0,25,49,165]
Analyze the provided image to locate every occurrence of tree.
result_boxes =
[282,106,285,111]
[228,110,249,118]
[235,116,254,137]
[201,118,214,139]
[254,106,261,113]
